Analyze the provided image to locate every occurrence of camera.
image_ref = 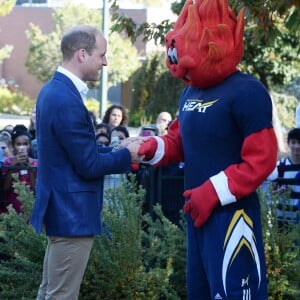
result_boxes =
[17,145,27,154]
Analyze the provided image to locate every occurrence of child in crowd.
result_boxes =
[268,128,300,225]
[110,125,129,146]
[96,132,110,147]
[1,126,38,214]
[95,122,111,136]
[0,135,12,159]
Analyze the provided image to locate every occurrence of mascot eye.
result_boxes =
[167,39,178,65]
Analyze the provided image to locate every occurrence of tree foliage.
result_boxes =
[110,0,300,90]
[0,0,15,16]
[0,44,13,64]
[0,86,34,115]
[239,3,300,89]
[25,3,140,88]
[0,0,15,64]
[129,52,184,126]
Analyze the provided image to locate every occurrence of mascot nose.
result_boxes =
[168,46,178,64]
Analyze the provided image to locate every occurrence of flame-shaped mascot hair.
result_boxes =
[166,0,245,88]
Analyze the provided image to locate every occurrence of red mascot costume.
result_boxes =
[139,0,277,298]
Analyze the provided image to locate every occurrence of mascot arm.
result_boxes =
[184,128,277,227]
[138,119,184,166]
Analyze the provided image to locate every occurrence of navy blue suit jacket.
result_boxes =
[30,72,131,236]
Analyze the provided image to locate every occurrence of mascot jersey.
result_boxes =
[179,71,273,190]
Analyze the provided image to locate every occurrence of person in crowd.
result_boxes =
[28,107,38,158]
[0,147,3,204]
[96,132,110,147]
[28,105,37,140]
[95,122,111,136]
[0,129,13,203]
[295,102,300,128]
[155,111,172,135]
[0,147,3,165]
[0,129,12,140]
[103,125,130,191]
[136,0,277,298]
[88,110,97,129]
[110,125,129,146]
[0,135,12,159]
[267,128,300,225]
[31,137,38,159]
[102,104,128,128]
[2,124,14,134]
[1,126,37,214]
[139,124,159,137]
[29,25,141,300]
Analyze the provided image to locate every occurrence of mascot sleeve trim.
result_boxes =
[144,136,165,165]
[210,171,237,206]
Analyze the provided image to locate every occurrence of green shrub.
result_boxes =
[0,175,46,299]
[259,185,300,300]
[0,87,35,115]
[1,174,299,299]
[80,175,186,299]
[0,174,186,299]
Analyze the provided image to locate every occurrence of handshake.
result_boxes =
[119,136,156,165]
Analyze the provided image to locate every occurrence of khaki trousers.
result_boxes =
[36,236,94,300]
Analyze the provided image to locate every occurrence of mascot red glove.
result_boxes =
[138,138,158,161]
[183,180,218,227]
[131,138,158,171]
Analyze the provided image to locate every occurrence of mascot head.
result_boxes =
[166,0,245,88]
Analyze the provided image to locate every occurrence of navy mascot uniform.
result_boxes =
[139,0,277,299]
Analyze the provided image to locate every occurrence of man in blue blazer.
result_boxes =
[31,25,141,299]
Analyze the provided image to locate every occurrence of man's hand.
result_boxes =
[183,180,219,227]
[118,137,158,170]
[125,138,145,163]
[120,137,142,148]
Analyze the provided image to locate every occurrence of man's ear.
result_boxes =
[77,48,87,62]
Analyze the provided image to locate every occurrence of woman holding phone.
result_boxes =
[1,125,38,214]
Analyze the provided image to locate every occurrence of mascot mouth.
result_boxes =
[184,74,190,81]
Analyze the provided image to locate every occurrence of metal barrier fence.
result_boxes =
[135,163,185,225]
